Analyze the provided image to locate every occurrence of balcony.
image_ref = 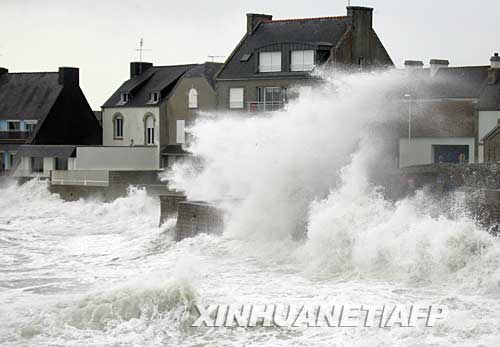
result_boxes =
[0,131,31,142]
[247,102,285,113]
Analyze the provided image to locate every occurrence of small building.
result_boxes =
[50,61,221,188]
[216,6,393,113]
[397,58,491,167]
[482,123,500,162]
[0,66,101,177]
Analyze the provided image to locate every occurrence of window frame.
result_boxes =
[229,88,244,109]
[7,120,21,132]
[188,88,198,109]
[144,113,156,146]
[113,114,124,139]
[290,50,315,72]
[30,157,44,173]
[259,51,282,73]
[176,119,186,144]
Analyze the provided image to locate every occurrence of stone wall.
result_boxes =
[174,201,224,241]
[159,194,187,225]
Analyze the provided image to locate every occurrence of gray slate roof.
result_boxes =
[183,62,223,88]
[102,63,222,108]
[408,66,489,99]
[15,145,76,158]
[217,16,351,80]
[0,72,62,120]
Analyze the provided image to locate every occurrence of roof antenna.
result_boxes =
[208,55,225,63]
[348,0,351,6]
[134,38,152,73]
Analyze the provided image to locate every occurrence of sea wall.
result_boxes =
[174,201,224,241]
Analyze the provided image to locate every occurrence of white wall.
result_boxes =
[102,106,160,147]
[399,137,474,168]
[73,146,159,170]
[478,111,500,163]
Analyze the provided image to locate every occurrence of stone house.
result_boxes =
[216,6,393,113]
[50,61,221,188]
[0,66,101,177]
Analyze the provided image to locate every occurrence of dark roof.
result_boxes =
[482,123,500,142]
[0,72,62,120]
[102,65,197,108]
[478,70,500,110]
[15,145,76,158]
[217,16,351,80]
[103,63,222,108]
[161,145,190,156]
[408,66,489,99]
[183,62,223,89]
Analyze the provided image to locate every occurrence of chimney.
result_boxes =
[429,59,449,77]
[130,62,153,78]
[404,60,424,70]
[246,13,272,34]
[491,53,500,69]
[0,67,8,75]
[58,67,79,86]
[347,6,373,68]
[488,53,500,85]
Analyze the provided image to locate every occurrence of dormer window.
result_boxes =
[291,50,315,72]
[121,92,130,103]
[149,92,160,104]
[259,52,281,72]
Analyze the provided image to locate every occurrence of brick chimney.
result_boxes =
[488,53,500,85]
[429,59,449,77]
[246,13,272,34]
[491,53,500,69]
[130,62,153,78]
[347,6,373,68]
[0,67,8,75]
[404,60,424,70]
[58,67,79,86]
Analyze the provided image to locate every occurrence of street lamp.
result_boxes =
[404,93,412,140]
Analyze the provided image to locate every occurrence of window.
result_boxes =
[25,121,38,133]
[0,152,4,170]
[259,52,282,72]
[291,50,315,71]
[145,115,155,145]
[149,92,160,103]
[55,158,68,170]
[121,92,130,103]
[31,157,43,173]
[358,57,365,69]
[8,121,20,132]
[188,88,198,108]
[113,114,124,139]
[176,120,185,144]
[229,88,244,109]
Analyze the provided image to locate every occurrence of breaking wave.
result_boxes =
[169,70,500,291]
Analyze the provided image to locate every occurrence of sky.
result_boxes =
[1,0,498,109]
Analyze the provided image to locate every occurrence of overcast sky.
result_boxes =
[1,0,498,109]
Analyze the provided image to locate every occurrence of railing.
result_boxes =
[51,170,109,187]
[0,131,31,141]
[247,102,284,113]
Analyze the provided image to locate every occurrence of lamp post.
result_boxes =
[404,94,412,140]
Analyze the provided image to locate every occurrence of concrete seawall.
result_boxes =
[174,201,224,241]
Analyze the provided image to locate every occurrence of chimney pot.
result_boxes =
[130,62,153,78]
[404,60,424,69]
[429,59,449,77]
[246,13,272,34]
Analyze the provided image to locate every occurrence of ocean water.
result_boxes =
[2,71,500,346]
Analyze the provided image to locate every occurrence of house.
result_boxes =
[0,66,101,177]
[478,53,500,162]
[398,53,500,167]
[216,6,394,113]
[50,61,221,188]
